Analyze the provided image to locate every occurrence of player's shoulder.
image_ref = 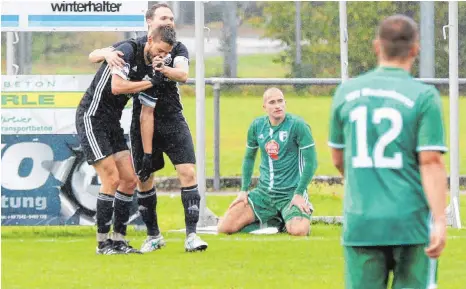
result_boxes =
[399,76,439,100]
[136,35,148,43]
[335,69,439,102]
[117,35,146,49]
[335,69,377,94]
[173,41,188,54]
[113,41,137,54]
[416,82,441,100]
[287,114,313,135]
[251,115,268,126]
[287,113,309,126]
[175,41,187,50]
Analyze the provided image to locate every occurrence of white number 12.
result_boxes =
[350,106,403,169]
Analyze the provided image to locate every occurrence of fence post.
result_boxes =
[213,82,221,191]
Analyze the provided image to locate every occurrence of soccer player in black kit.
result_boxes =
[88,3,208,253]
[76,25,176,255]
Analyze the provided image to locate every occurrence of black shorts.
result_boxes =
[76,108,128,165]
[130,113,196,173]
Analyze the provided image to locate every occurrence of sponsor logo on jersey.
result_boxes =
[265,140,279,160]
[279,131,288,142]
[258,134,264,140]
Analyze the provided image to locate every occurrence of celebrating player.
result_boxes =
[88,3,208,253]
[328,15,448,289]
[76,25,176,255]
[218,88,318,236]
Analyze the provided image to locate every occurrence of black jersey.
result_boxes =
[78,36,154,121]
[112,36,189,118]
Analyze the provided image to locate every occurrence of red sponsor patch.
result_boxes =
[265,140,279,160]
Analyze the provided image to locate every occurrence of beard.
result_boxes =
[145,52,153,64]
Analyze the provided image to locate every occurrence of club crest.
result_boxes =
[164,54,173,66]
[279,131,288,142]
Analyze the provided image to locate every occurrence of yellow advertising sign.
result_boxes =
[1,92,132,108]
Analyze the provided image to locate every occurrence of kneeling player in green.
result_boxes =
[328,15,448,289]
[218,88,318,236]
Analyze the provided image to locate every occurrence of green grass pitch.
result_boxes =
[2,52,465,288]
[2,185,466,289]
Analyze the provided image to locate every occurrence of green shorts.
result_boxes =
[344,245,438,289]
[247,187,313,224]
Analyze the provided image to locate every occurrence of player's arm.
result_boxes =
[89,38,126,67]
[89,44,126,69]
[139,90,158,155]
[136,88,159,182]
[110,43,156,95]
[111,76,154,95]
[241,122,259,192]
[294,122,318,196]
[417,88,448,223]
[229,122,258,209]
[331,149,344,176]
[419,151,447,227]
[328,88,345,176]
[416,88,448,258]
[153,45,189,83]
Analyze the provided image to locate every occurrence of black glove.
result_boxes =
[137,153,153,183]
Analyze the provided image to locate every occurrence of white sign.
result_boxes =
[2,75,93,92]
[1,109,132,135]
[1,0,148,32]
[1,75,132,134]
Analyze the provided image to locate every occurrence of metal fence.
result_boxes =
[185,75,463,228]
[184,77,465,191]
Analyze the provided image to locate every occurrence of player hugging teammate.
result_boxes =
[83,3,207,254]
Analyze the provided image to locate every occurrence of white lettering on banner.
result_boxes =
[1,196,47,210]
[1,142,53,190]
[2,79,56,90]
[1,75,93,92]
[1,214,48,219]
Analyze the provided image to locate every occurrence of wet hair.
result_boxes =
[151,25,176,46]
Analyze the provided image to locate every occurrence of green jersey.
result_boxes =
[243,113,317,196]
[328,67,447,246]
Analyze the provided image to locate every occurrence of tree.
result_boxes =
[258,1,466,82]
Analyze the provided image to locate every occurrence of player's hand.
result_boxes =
[228,191,249,209]
[137,153,153,183]
[425,220,447,259]
[105,51,125,69]
[152,56,165,72]
[289,194,311,214]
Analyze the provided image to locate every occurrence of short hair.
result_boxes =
[145,3,171,20]
[377,14,419,59]
[151,25,176,46]
[263,87,284,103]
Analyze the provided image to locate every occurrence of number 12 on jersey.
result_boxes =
[350,106,403,169]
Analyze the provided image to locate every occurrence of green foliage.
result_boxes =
[259,1,466,80]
